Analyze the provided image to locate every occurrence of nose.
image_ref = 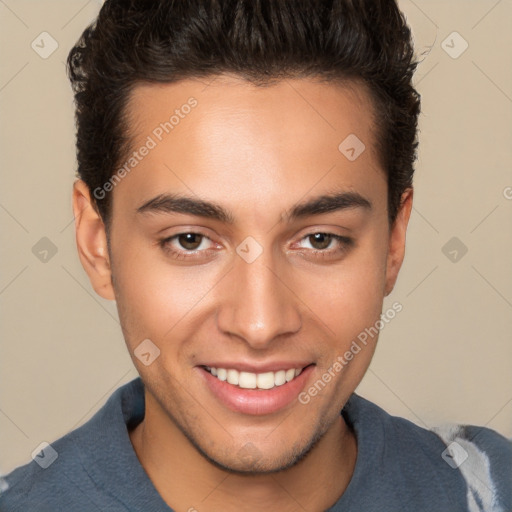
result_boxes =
[216,248,302,349]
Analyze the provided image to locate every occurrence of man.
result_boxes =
[1,0,510,511]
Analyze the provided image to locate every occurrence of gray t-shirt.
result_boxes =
[1,378,510,511]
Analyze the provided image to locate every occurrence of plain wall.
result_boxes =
[1,0,511,474]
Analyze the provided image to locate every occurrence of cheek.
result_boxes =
[111,226,387,352]
[300,244,387,340]
[111,242,224,343]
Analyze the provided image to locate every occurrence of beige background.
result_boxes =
[1,0,511,475]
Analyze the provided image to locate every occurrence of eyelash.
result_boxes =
[159,231,354,261]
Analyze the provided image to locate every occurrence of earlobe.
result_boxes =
[72,179,115,301]
[384,188,413,297]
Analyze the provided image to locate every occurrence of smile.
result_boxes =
[198,364,315,415]
[204,366,303,390]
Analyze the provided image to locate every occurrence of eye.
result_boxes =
[159,231,354,262]
[173,233,209,251]
[296,232,354,257]
[159,232,217,260]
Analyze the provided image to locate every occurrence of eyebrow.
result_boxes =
[136,190,372,223]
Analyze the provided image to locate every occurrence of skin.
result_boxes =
[72,74,413,512]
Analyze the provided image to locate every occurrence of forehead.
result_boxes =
[126,74,377,146]
[115,74,386,221]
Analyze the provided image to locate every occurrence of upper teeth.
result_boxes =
[206,367,303,390]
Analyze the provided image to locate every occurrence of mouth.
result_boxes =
[203,365,306,390]
[197,363,315,415]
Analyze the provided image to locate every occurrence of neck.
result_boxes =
[129,391,357,512]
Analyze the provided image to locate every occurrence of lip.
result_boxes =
[196,364,315,416]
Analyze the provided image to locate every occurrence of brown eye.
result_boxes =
[295,232,354,260]
[308,233,333,250]
[177,233,203,250]
[159,231,218,262]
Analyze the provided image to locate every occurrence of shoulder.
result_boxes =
[0,378,146,512]
[432,423,512,512]
[0,433,104,512]
[344,394,512,512]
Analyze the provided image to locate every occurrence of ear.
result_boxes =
[72,179,115,301]
[384,188,413,297]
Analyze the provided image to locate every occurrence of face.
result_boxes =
[74,74,412,473]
